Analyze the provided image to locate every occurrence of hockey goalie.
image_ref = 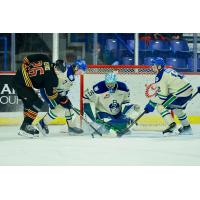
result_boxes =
[83,72,140,137]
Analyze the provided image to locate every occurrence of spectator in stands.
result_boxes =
[152,33,171,40]
[152,33,183,40]
[139,33,153,45]
[170,33,183,40]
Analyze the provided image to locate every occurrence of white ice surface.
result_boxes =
[0,125,200,166]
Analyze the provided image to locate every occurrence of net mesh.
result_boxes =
[86,65,154,74]
[81,65,169,131]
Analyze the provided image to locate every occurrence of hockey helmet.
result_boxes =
[105,73,117,93]
[54,59,67,73]
[74,59,87,72]
[152,57,165,68]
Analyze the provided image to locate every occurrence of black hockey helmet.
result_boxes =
[54,59,66,72]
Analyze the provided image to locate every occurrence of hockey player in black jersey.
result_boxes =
[36,59,87,135]
[13,54,71,138]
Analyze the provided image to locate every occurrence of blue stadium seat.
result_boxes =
[139,40,149,51]
[105,39,117,51]
[139,40,151,57]
[166,57,190,72]
[143,57,154,66]
[188,57,200,72]
[187,57,194,68]
[127,40,134,50]
[170,40,190,57]
[121,56,143,65]
[122,57,134,65]
[148,40,171,57]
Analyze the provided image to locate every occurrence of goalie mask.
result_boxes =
[105,73,117,93]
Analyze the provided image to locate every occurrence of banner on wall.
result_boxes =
[0,73,48,112]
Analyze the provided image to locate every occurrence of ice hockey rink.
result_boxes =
[0,124,200,166]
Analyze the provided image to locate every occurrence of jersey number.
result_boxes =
[29,67,44,77]
[171,70,184,79]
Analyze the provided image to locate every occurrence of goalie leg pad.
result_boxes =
[97,112,132,131]
[84,103,96,121]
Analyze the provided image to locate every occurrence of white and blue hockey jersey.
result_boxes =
[84,81,130,116]
[151,68,193,104]
[55,66,75,97]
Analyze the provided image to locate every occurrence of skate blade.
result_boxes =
[163,130,180,137]
[68,132,84,136]
[36,124,48,136]
[179,131,193,135]
[18,131,39,139]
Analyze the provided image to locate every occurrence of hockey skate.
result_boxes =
[36,119,49,136]
[163,122,180,136]
[178,125,193,135]
[68,126,84,135]
[18,123,39,138]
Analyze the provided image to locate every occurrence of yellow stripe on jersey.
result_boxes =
[24,57,30,65]
[48,92,58,100]
[27,109,37,116]
[22,64,33,87]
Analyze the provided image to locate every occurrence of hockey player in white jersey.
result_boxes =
[84,72,140,136]
[36,59,87,135]
[144,57,193,135]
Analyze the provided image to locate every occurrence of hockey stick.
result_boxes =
[116,111,146,137]
[75,106,134,137]
[190,89,200,101]
[72,107,102,138]
[92,89,200,137]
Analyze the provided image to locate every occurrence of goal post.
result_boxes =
[80,65,173,130]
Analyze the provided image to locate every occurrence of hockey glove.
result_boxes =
[144,100,157,113]
[57,96,72,109]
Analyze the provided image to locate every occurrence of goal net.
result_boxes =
[80,65,171,131]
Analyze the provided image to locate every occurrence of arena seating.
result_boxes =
[166,57,191,72]
[170,40,191,57]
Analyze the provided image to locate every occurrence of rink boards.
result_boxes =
[0,72,200,125]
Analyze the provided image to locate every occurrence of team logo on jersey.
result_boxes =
[145,83,158,98]
[109,100,120,113]
[155,77,159,83]
[69,75,74,81]
[44,62,50,71]
[94,86,99,92]
[31,61,43,67]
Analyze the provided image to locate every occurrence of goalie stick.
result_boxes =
[72,107,102,138]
